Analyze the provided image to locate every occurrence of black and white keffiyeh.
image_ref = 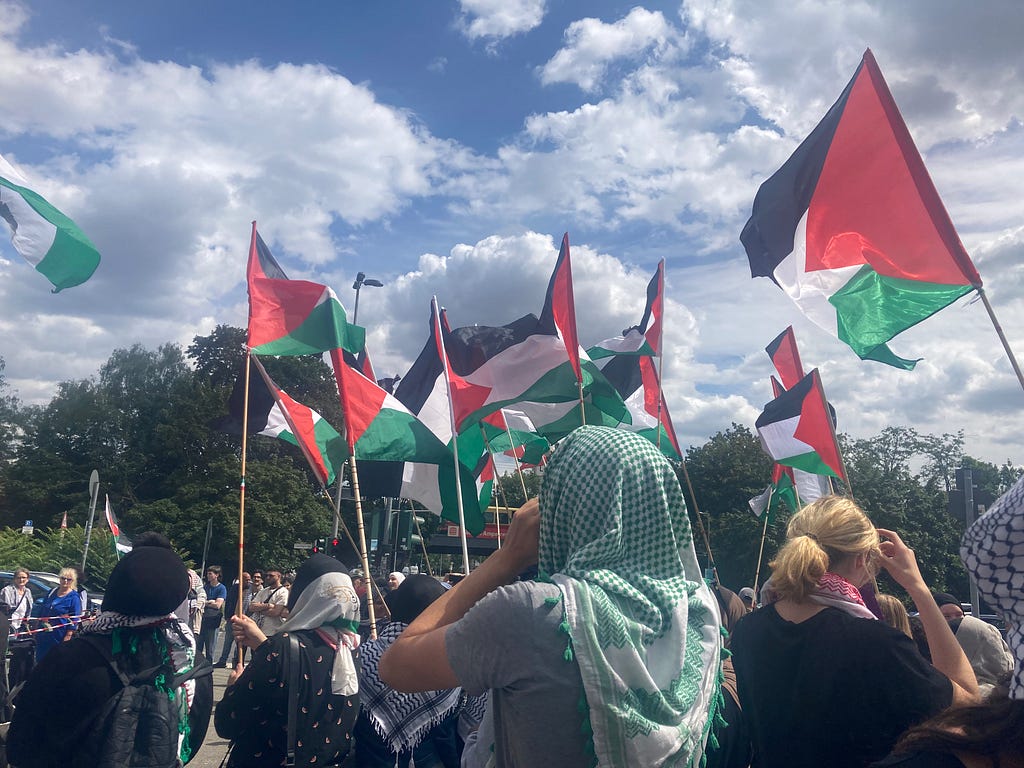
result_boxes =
[961,474,1024,699]
[358,621,462,754]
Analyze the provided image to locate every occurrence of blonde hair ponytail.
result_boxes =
[768,495,879,602]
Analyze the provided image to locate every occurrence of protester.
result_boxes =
[249,567,289,636]
[951,614,1014,698]
[877,593,913,638]
[355,574,461,768]
[215,553,361,768]
[34,566,82,661]
[874,473,1024,767]
[381,426,724,767]
[730,495,978,768]
[738,586,756,612]
[216,571,254,667]
[7,541,213,767]
[2,567,35,691]
[200,565,226,662]
[706,580,753,768]
[933,591,965,622]
[388,571,406,591]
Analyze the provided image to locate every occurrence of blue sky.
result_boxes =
[1,0,1022,468]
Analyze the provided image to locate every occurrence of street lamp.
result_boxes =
[352,271,384,325]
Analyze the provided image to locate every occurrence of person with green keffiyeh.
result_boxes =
[381,426,724,768]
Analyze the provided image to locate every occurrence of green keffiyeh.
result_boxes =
[539,426,723,768]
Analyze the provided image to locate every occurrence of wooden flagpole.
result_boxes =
[234,350,252,667]
[577,379,587,428]
[976,287,1024,394]
[318,488,390,621]
[347,455,379,638]
[679,459,716,576]
[433,297,471,575]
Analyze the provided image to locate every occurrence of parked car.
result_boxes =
[0,571,103,616]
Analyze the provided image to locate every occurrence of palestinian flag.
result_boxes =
[480,408,551,466]
[766,327,805,390]
[353,314,488,534]
[741,49,981,369]
[105,496,132,558]
[246,222,364,356]
[215,357,347,486]
[749,469,798,524]
[639,259,665,356]
[0,152,100,291]
[755,369,844,479]
[330,349,452,467]
[539,233,583,383]
[588,328,682,460]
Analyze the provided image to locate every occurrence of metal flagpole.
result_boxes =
[81,470,100,574]
[752,486,774,595]
[976,287,1024,394]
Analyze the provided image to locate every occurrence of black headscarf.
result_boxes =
[384,574,446,624]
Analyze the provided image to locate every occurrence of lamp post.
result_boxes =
[352,271,384,325]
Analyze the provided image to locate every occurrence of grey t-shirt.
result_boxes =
[445,581,590,768]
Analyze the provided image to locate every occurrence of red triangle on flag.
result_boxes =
[793,370,845,479]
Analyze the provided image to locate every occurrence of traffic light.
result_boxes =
[312,537,327,554]
[329,537,340,556]
[408,513,425,549]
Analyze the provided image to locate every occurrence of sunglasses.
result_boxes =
[59,577,74,582]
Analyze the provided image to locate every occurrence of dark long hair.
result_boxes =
[893,687,1024,765]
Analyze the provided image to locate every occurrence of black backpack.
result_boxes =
[73,633,213,768]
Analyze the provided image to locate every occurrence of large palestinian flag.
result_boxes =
[246,222,364,356]
[741,49,981,369]
[755,369,844,479]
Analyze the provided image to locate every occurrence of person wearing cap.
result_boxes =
[932,591,965,622]
[8,535,213,767]
[739,587,757,613]
[215,553,361,768]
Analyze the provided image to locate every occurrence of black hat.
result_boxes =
[288,553,348,611]
[932,591,961,608]
[103,546,189,616]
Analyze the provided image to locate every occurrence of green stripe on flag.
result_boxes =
[0,176,101,292]
[251,299,365,356]
[777,451,841,478]
[830,265,974,369]
[354,407,451,465]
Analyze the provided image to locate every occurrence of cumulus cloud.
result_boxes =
[539,8,673,92]
[456,0,547,42]
[1,0,1022,469]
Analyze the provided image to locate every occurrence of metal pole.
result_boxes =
[81,470,100,573]
[976,287,1024,394]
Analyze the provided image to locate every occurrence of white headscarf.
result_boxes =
[388,571,406,587]
[282,571,361,695]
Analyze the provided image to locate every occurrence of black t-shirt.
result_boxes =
[731,605,953,768]
[215,629,359,767]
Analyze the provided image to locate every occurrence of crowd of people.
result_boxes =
[0,424,1020,767]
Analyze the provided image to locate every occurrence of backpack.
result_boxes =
[72,632,213,768]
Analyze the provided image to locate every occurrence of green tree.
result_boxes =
[680,424,779,590]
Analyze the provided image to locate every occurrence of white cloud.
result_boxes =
[456,0,547,42]
[539,8,673,92]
